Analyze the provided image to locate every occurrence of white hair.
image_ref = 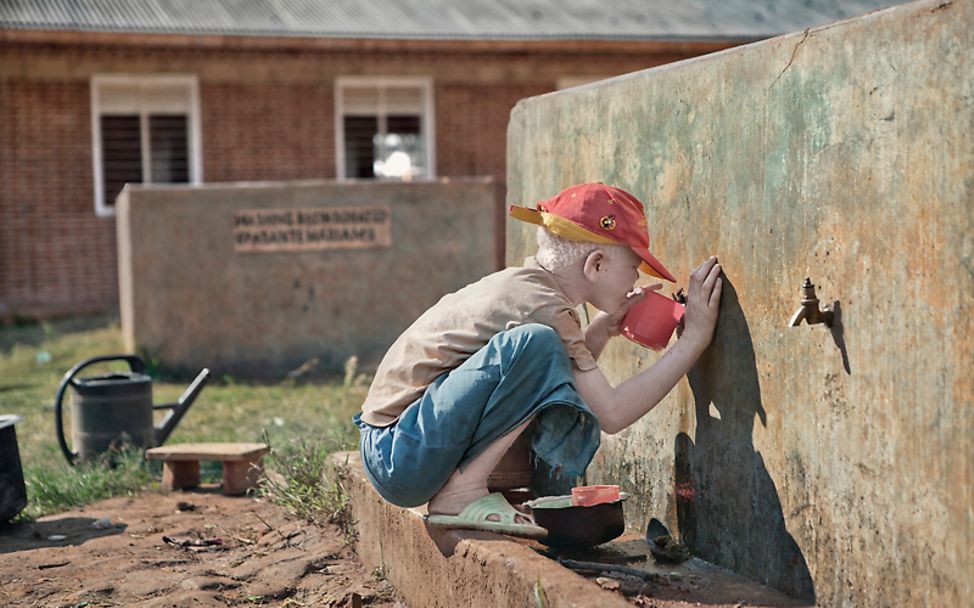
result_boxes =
[535,227,630,271]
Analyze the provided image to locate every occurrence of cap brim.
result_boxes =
[511,206,621,247]
[633,247,676,282]
[509,205,543,225]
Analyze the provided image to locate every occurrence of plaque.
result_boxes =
[233,206,392,252]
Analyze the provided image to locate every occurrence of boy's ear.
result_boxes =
[582,249,606,282]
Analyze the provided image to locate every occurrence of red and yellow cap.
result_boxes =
[509,182,676,282]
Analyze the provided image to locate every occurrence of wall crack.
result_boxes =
[768,29,811,92]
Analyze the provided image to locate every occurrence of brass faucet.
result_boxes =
[788,277,834,327]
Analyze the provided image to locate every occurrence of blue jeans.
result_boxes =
[353,323,601,507]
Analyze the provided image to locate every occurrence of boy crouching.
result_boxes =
[354,182,722,537]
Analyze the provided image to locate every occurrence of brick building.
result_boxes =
[0,1,900,319]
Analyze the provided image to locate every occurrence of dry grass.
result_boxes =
[256,435,358,544]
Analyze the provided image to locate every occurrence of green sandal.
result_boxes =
[425,492,548,539]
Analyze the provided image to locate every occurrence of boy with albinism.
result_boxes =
[354,182,722,537]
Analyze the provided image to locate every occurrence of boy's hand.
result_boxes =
[678,256,722,354]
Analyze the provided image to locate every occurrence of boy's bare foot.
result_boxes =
[428,488,533,524]
[427,487,486,515]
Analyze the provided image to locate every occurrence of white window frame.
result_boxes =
[334,77,436,181]
[90,74,203,217]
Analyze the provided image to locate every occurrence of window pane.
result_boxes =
[100,115,142,206]
[375,114,424,179]
[344,115,378,178]
[149,114,189,183]
[387,115,420,134]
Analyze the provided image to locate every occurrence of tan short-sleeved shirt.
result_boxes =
[360,257,597,427]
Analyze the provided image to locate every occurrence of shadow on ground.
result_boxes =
[0,516,127,554]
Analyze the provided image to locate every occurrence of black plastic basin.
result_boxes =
[526,493,628,548]
[0,415,27,523]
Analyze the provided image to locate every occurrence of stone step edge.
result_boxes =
[334,451,630,608]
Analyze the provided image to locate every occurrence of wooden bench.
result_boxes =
[146,443,270,495]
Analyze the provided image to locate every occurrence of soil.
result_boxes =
[0,488,405,608]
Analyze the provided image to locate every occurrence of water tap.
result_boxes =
[788,277,834,327]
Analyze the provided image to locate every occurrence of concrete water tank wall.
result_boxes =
[117,178,497,378]
[505,0,971,605]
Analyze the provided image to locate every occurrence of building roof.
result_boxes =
[0,0,908,42]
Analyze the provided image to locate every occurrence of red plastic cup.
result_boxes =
[571,485,621,507]
[621,290,686,351]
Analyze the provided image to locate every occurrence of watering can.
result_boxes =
[54,355,209,466]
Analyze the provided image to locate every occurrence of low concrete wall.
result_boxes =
[339,452,630,608]
[117,178,496,377]
[506,0,971,605]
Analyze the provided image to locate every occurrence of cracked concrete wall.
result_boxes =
[506,0,972,605]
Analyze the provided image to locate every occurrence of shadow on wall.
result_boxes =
[674,276,815,603]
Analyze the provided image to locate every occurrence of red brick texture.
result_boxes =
[1,78,118,318]
[0,40,731,319]
[202,81,336,183]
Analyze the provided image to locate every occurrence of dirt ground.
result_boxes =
[0,488,405,607]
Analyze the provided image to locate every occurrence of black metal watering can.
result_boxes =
[54,355,209,466]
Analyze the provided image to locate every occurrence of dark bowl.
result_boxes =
[0,415,27,523]
[526,493,628,548]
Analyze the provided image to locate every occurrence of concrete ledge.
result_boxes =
[337,451,629,608]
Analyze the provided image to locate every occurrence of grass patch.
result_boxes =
[1,316,370,520]
[17,447,154,522]
[256,434,357,544]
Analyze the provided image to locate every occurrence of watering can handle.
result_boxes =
[54,354,146,466]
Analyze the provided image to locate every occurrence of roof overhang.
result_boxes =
[0,27,755,55]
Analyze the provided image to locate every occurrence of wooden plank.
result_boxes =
[146,442,269,462]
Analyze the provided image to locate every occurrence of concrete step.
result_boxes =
[338,451,808,607]
[339,451,630,608]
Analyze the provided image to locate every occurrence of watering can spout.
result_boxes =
[154,368,210,446]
